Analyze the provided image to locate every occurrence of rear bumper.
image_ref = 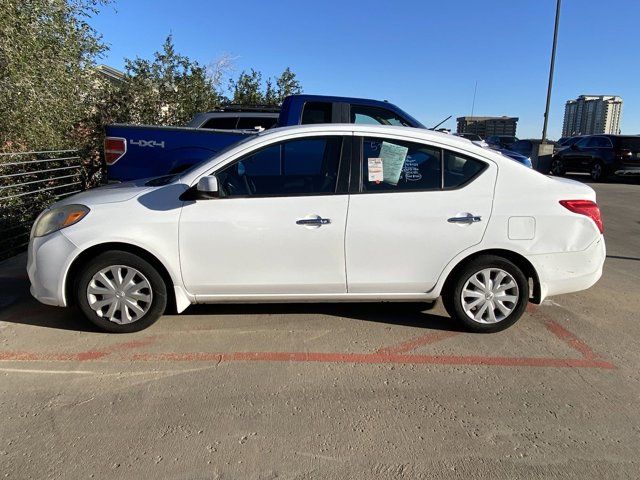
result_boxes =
[528,236,606,302]
[615,168,640,176]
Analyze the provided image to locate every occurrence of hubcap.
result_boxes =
[592,164,601,179]
[86,265,153,324]
[552,160,563,175]
[461,268,519,324]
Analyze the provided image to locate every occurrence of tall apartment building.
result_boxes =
[562,95,622,137]
[456,116,518,138]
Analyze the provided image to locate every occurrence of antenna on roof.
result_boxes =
[470,80,478,118]
[431,115,452,130]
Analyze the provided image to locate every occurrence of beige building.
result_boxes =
[562,95,622,137]
[456,116,518,138]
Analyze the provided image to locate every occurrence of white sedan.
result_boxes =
[28,125,605,333]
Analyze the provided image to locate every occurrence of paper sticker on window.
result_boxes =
[368,157,383,183]
[380,141,408,185]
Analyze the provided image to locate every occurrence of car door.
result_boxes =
[345,134,496,294]
[562,136,590,171]
[179,134,350,297]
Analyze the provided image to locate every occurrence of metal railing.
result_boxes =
[0,150,85,260]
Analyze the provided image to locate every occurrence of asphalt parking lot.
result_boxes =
[1,174,639,479]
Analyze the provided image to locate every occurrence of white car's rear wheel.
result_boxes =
[444,255,529,332]
[75,251,167,333]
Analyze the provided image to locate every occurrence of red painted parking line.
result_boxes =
[0,335,158,362]
[543,319,599,360]
[375,331,459,355]
[0,302,615,369]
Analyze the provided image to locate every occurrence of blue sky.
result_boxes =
[91,0,639,139]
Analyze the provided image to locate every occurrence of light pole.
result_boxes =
[541,0,562,143]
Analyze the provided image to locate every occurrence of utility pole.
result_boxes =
[541,0,562,143]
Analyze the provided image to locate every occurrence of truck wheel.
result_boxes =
[443,255,529,333]
[75,251,167,333]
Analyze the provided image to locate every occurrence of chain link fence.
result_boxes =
[0,150,86,260]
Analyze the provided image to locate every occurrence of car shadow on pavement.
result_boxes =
[0,265,460,333]
[181,302,464,332]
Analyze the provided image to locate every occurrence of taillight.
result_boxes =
[104,137,126,165]
[614,148,632,160]
[560,200,603,234]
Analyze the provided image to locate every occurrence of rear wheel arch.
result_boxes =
[65,242,178,312]
[442,248,541,304]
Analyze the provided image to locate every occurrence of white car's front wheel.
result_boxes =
[75,251,167,333]
[444,255,529,332]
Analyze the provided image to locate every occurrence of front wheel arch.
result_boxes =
[65,242,177,313]
[441,249,541,304]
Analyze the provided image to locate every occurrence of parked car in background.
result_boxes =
[550,134,640,181]
[454,133,488,148]
[30,124,605,334]
[105,94,424,181]
[187,105,280,131]
[485,135,518,149]
[554,135,584,155]
[493,148,532,168]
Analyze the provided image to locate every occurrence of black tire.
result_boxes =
[75,251,167,333]
[443,255,529,333]
[550,157,566,176]
[590,160,607,182]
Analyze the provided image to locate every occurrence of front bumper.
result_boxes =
[528,235,606,302]
[27,231,78,307]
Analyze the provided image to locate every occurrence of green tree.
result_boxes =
[113,35,222,126]
[0,0,109,151]
[227,67,302,106]
[228,69,265,105]
[275,67,302,104]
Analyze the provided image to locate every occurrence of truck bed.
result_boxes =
[106,124,257,181]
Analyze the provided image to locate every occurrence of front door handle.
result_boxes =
[448,214,482,224]
[296,216,331,226]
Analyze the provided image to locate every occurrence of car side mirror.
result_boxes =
[196,175,219,199]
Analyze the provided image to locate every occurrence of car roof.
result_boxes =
[181,123,531,185]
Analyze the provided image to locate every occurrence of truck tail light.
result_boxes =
[104,137,126,165]
[560,200,603,234]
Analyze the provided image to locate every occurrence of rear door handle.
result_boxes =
[296,216,331,226]
[448,214,482,224]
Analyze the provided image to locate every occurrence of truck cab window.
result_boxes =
[351,105,410,127]
[301,102,332,124]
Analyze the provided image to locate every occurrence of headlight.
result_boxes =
[32,204,90,238]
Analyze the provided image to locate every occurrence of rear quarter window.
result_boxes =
[443,151,486,188]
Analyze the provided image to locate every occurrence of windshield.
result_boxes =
[145,134,258,186]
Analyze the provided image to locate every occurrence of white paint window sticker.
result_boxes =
[368,157,383,183]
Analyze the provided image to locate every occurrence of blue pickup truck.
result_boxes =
[104,94,424,181]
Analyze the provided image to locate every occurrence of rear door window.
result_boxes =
[360,137,441,192]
